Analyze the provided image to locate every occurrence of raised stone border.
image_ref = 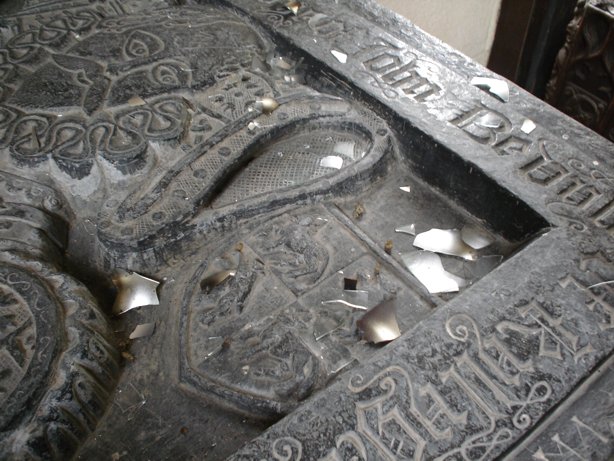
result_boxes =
[216,0,614,458]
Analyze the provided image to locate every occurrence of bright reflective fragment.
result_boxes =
[129,323,156,340]
[320,155,343,169]
[401,251,462,293]
[321,299,367,310]
[521,119,536,134]
[413,228,478,260]
[330,49,348,63]
[200,270,236,292]
[470,76,510,102]
[357,299,401,344]
[286,1,301,15]
[461,225,494,250]
[395,223,416,236]
[112,270,160,315]
[255,97,279,114]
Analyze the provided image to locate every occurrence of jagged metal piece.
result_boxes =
[255,97,279,114]
[413,228,478,261]
[395,223,416,236]
[320,155,343,169]
[521,119,536,134]
[476,113,502,128]
[321,299,367,310]
[272,56,294,70]
[128,95,146,106]
[112,270,160,315]
[357,299,401,344]
[129,323,156,340]
[461,225,494,250]
[330,49,347,64]
[399,186,411,193]
[286,1,301,14]
[333,141,356,159]
[470,76,510,102]
[201,269,236,292]
[401,251,464,294]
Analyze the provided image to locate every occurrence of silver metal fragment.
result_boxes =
[588,280,614,289]
[399,186,411,193]
[286,1,301,14]
[128,95,146,106]
[476,113,503,128]
[401,251,463,293]
[256,97,280,114]
[129,323,156,340]
[413,228,478,261]
[333,141,356,159]
[247,121,260,131]
[321,299,367,310]
[272,56,294,70]
[357,299,401,344]
[330,49,348,64]
[521,119,536,134]
[470,76,510,102]
[201,270,236,292]
[112,270,160,315]
[320,155,343,169]
[395,223,416,236]
[461,225,494,250]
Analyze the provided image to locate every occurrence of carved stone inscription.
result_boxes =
[224,0,614,234]
[227,233,614,460]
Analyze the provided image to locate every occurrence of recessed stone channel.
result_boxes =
[0,1,611,460]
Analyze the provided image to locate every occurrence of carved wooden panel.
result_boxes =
[546,0,614,142]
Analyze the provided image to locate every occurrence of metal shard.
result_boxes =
[401,251,462,294]
[201,269,236,292]
[395,223,416,236]
[521,119,536,134]
[256,97,279,114]
[357,299,401,344]
[320,155,343,169]
[330,49,348,64]
[470,76,510,102]
[129,323,156,340]
[399,186,411,193]
[321,299,367,310]
[461,225,494,250]
[333,141,356,158]
[286,1,301,14]
[413,228,478,261]
[128,95,146,106]
[272,56,294,70]
[588,280,614,289]
[247,121,260,131]
[112,270,160,316]
[476,113,502,128]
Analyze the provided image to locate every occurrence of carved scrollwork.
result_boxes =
[270,437,303,461]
